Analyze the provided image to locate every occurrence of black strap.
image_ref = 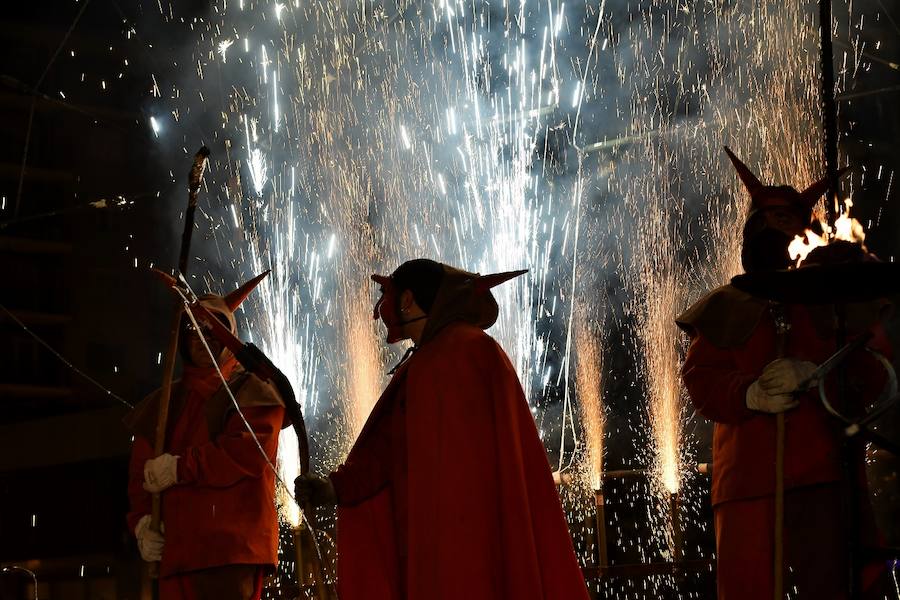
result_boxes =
[388,345,418,375]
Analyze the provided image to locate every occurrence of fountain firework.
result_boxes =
[623,158,691,556]
[575,307,605,492]
[601,0,828,580]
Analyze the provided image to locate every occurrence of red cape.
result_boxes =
[336,322,589,600]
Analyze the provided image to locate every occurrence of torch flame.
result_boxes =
[834,199,866,243]
[788,229,828,263]
[789,198,866,264]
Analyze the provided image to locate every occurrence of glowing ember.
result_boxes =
[217,39,234,63]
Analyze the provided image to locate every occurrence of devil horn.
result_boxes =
[474,269,528,292]
[724,146,764,197]
[225,270,271,311]
[798,167,851,208]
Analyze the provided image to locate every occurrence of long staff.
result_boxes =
[148,146,211,578]
[771,304,789,600]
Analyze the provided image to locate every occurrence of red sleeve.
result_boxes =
[127,435,154,535]
[330,412,392,506]
[177,405,284,488]
[682,333,757,424]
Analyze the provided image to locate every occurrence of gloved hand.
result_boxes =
[135,514,165,562]
[758,358,818,394]
[143,453,179,493]
[745,380,799,414]
[294,473,338,507]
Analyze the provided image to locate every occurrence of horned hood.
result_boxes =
[419,264,526,345]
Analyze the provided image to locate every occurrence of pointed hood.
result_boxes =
[724,146,764,199]
[151,268,270,361]
[418,263,526,344]
[194,270,270,339]
[724,146,846,216]
[224,270,271,312]
[372,260,527,345]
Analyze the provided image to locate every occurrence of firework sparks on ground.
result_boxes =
[604,0,826,575]
[623,161,691,556]
[575,308,606,492]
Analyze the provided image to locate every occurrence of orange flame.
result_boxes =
[789,199,866,264]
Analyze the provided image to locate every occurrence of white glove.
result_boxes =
[758,358,818,394]
[745,380,799,414]
[143,453,179,493]
[134,515,165,562]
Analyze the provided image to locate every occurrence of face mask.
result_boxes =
[372,276,405,343]
[179,312,230,365]
[371,274,427,344]
[759,205,808,238]
[742,226,795,273]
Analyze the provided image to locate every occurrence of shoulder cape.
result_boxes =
[676,284,769,349]
[123,366,287,442]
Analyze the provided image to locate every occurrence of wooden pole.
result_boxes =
[594,488,609,570]
[773,304,789,600]
[146,147,210,580]
[774,413,785,600]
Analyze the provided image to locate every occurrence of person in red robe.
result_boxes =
[125,273,287,600]
[677,148,891,599]
[296,259,590,600]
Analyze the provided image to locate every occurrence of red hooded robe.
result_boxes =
[677,285,890,599]
[331,266,590,600]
